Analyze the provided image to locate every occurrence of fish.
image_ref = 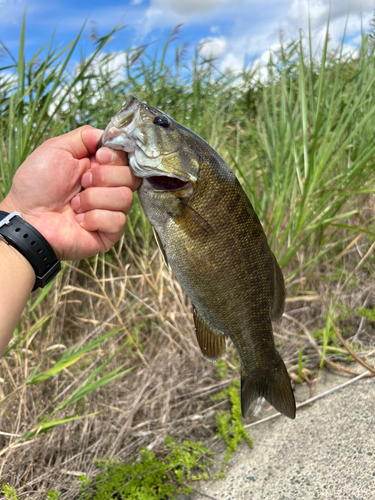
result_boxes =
[99,95,296,419]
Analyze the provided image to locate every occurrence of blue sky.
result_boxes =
[1,0,374,72]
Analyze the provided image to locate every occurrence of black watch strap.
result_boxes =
[0,211,61,291]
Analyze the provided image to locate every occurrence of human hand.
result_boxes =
[0,126,141,261]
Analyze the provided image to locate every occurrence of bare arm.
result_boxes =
[0,126,141,355]
[0,241,35,354]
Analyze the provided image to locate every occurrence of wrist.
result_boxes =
[0,237,35,289]
[0,197,19,216]
[0,237,35,356]
[0,199,34,288]
[0,210,61,290]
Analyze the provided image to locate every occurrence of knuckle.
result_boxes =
[81,211,97,231]
[116,150,128,166]
[42,136,57,148]
[118,187,133,208]
[111,211,126,230]
[80,189,93,209]
[80,124,94,134]
[92,165,109,186]
[115,211,126,227]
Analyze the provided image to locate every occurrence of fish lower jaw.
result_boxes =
[102,135,135,153]
[144,176,192,192]
[129,155,193,192]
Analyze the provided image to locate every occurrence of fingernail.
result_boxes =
[82,172,92,187]
[97,148,115,164]
[71,195,81,210]
[75,213,85,224]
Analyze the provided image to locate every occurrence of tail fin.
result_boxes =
[241,351,296,419]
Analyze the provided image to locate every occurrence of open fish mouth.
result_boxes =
[146,175,190,191]
[98,95,199,184]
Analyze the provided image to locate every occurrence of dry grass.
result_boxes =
[1,19,375,498]
[1,206,374,498]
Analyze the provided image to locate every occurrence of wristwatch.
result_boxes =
[0,211,61,291]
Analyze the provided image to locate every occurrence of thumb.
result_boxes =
[43,126,103,160]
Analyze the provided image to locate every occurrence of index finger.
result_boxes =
[83,164,142,191]
[95,147,129,167]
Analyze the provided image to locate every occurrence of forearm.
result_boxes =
[0,239,34,355]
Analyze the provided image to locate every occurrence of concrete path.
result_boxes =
[190,369,375,500]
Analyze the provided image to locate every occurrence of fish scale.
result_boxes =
[100,95,296,419]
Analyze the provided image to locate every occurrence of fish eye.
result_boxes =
[153,116,170,128]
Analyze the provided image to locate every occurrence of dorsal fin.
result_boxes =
[193,306,226,361]
[152,227,169,268]
[270,252,285,322]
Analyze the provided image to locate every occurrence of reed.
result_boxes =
[1,16,374,498]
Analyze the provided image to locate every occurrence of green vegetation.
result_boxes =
[212,381,253,471]
[358,306,375,321]
[79,437,213,499]
[214,359,229,380]
[319,302,333,370]
[1,14,375,499]
[297,344,307,382]
[2,485,19,500]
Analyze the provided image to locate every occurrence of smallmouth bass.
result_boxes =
[100,96,296,419]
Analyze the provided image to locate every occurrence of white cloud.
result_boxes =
[142,0,241,33]
[191,0,375,74]
[0,0,26,25]
[199,36,227,58]
[100,52,127,84]
[219,52,243,72]
[3,0,374,80]
[142,6,181,34]
[151,0,232,16]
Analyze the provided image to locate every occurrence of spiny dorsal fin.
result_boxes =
[270,252,285,322]
[152,227,169,268]
[193,306,226,362]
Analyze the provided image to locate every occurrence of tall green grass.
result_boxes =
[2,18,374,271]
[1,17,375,495]
[0,16,121,194]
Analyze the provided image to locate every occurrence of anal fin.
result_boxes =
[193,306,226,362]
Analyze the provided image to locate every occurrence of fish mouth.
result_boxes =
[146,175,190,192]
[99,95,199,185]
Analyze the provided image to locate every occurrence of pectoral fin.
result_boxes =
[174,198,214,236]
[270,252,285,321]
[193,306,226,361]
[152,228,169,268]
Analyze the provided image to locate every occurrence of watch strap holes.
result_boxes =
[23,233,28,238]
